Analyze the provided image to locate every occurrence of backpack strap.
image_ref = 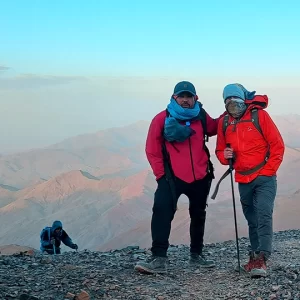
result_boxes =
[251,108,263,136]
[222,114,230,135]
[199,107,208,142]
[198,108,214,179]
[161,142,177,212]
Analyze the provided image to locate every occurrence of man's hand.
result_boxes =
[224,147,234,160]
[71,244,78,250]
[50,238,55,245]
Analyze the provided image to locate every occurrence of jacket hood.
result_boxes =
[245,95,269,110]
[52,220,63,231]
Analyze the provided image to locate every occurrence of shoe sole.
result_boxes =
[189,262,216,268]
[134,265,167,275]
[250,269,267,278]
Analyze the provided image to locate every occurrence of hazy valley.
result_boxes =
[1,114,300,251]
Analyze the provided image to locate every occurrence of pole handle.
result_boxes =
[226,143,233,170]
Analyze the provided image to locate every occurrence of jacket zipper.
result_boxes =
[188,138,196,181]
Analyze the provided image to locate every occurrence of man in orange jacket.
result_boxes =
[134,81,226,274]
[215,83,285,278]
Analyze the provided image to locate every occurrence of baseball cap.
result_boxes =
[173,81,196,96]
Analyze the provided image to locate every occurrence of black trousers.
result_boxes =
[151,174,212,257]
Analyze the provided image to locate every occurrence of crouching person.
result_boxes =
[40,220,78,254]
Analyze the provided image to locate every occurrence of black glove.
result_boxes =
[71,244,78,250]
[50,238,55,245]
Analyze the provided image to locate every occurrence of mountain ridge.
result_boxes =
[0,115,300,252]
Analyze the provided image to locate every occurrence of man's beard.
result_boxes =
[181,102,191,108]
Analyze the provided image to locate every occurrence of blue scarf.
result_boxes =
[167,98,200,120]
[164,98,201,143]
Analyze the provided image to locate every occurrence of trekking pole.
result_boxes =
[227,143,241,274]
[52,238,56,255]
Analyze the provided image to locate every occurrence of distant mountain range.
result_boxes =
[0,115,300,251]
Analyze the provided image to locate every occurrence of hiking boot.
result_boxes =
[235,251,255,273]
[134,256,167,274]
[250,252,267,278]
[189,253,215,268]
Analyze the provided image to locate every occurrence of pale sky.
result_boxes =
[1,0,300,153]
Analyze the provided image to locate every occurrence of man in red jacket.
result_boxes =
[215,83,285,278]
[134,81,226,274]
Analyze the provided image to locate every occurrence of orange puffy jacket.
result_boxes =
[215,95,285,184]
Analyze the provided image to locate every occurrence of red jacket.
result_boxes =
[215,95,285,183]
[146,106,226,183]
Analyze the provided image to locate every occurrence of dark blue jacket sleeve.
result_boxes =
[61,230,73,248]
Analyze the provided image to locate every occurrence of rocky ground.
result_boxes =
[1,230,300,300]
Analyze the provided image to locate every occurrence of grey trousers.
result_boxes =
[238,175,277,256]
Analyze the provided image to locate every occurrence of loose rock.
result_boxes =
[0,230,299,299]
